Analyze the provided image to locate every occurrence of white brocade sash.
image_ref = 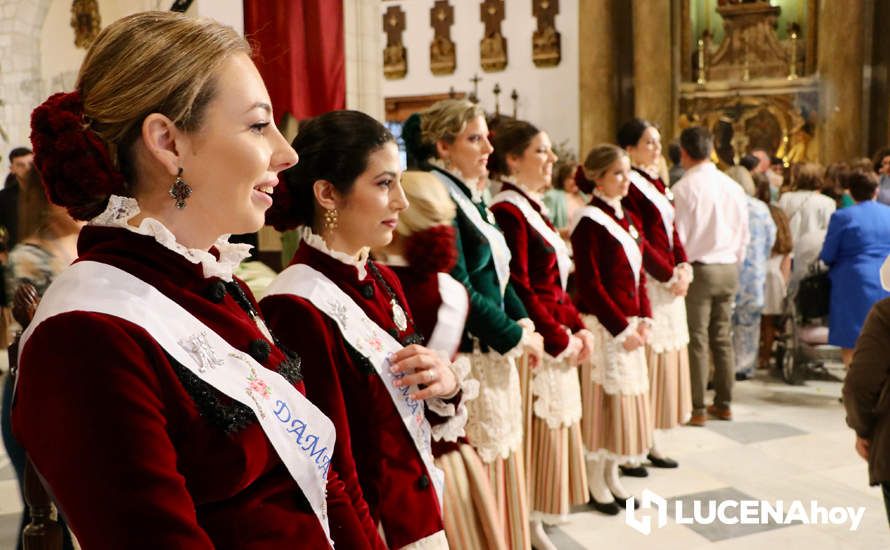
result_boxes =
[264,263,446,508]
[629,170,675,249]
[432,170,512,296]
[492,189,572,291]
[427,273,469,358]
[18,261,335,545]
[576,206,643,286]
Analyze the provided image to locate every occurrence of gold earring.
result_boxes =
[323,208,339,233]
[169,167,191,209]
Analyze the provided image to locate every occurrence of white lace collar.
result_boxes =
[503,176,549,215]
[299,226,370,280]
[593,189,624,219]
[428,158,486,204]
[90,195,252,282]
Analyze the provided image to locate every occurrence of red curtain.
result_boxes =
[243,0,346,123]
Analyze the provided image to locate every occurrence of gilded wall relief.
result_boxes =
[383,5,407,80]
[430,0,456,75]
[532,0,560,67]
[480,0,507,72]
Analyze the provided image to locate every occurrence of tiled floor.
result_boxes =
[0,363,887,549]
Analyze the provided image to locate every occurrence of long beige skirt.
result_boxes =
[646,345,693,430]
[518,357,588,524]
[579,358,653,462]
[436,444,507,550]
[485,449,531,550]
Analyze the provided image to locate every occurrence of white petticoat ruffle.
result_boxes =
[582,314,649,396]
[91,195,252,282]
[427,355,479,443]
[462,350,523,463]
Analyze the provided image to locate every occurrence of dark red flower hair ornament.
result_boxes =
[405,224,458,274]
[30,91,127,220]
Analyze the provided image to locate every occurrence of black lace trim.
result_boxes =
[170,357,256,434]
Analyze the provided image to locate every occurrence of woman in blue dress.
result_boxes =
[820,170,890,368]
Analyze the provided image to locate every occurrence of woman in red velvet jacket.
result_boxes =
[617,118,692,473]
[379,170,507,550]
[571,144,654,516]
[260,111,465,550]
[13,12,374,549]
[487,120,594,549]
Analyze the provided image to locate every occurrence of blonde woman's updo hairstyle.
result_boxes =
[30,11,249,220]
[396,171,459,274]
[576,144,627,194]
[402,99,485,168]
[397,171,456,236]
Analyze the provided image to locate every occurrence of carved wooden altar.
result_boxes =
[679,0,819,165]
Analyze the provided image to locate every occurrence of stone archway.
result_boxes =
[0,0,53,159]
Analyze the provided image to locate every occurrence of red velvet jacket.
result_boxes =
[260,242,449,549]
[490,182,585,356]
[623,167,688,282]
[11,226,374,550]
[571,196,652,336]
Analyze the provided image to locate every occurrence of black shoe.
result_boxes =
[588,496,621,515]
[647,454,679,468]
[735,371,750,381]
[619,464,648,477]
[612,493,640,509]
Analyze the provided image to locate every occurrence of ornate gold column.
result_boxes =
[817,0,865,163]
[579,0,617,157]
[631,0,673,139]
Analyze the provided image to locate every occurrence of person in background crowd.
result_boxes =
[1,165,79,550]
[0,147,33,251]
[825,162,854,208]
[820,170,890,369]
[573,145,653,515]
[726,166,775,380]
[542,157,588,237]
[739,154,760,175]
[843,293,890,526]
[618,118,691,475]
[753,173,793,370]
[751,148,782,200]
[872,147,890,206]
[673,127,749,426]
[778,163,835,291]
[667,142,684,185]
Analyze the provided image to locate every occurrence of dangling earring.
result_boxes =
[323,208,339,233]
[169,167,192,209]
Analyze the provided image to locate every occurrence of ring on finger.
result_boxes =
[426,369,437,383]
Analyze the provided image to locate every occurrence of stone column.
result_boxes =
[631,0,674,139]
[817,0,865,163]
[579,0,618,158]
[344,0,384,120]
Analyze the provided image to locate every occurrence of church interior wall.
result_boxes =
[381,0,581,158]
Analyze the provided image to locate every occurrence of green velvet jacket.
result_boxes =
[430,167,527,354]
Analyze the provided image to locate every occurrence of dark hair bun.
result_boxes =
[30,91,127,220]
[574,165,594,194]
[402,113,433,169]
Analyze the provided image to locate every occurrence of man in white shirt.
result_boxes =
[673,127,750,426]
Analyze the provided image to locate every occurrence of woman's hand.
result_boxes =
[525,332,545,369]
[575,329,595,364]
[855,436,870,461]
[622,332,645,352]
[636,322,651,344]
[390,345,458,401]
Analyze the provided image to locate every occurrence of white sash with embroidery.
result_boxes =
[427,273,469,358]
[492,189,572,291]
[432,170,512,296]
[630,170,675,249]
[18,261,336,545]
[264,263,446,508]
[576,206,643,286]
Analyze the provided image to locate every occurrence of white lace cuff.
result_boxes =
[667,262,693,286]
[640,317,654,329]
[503,321,535,359]
[429,356,478,443]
